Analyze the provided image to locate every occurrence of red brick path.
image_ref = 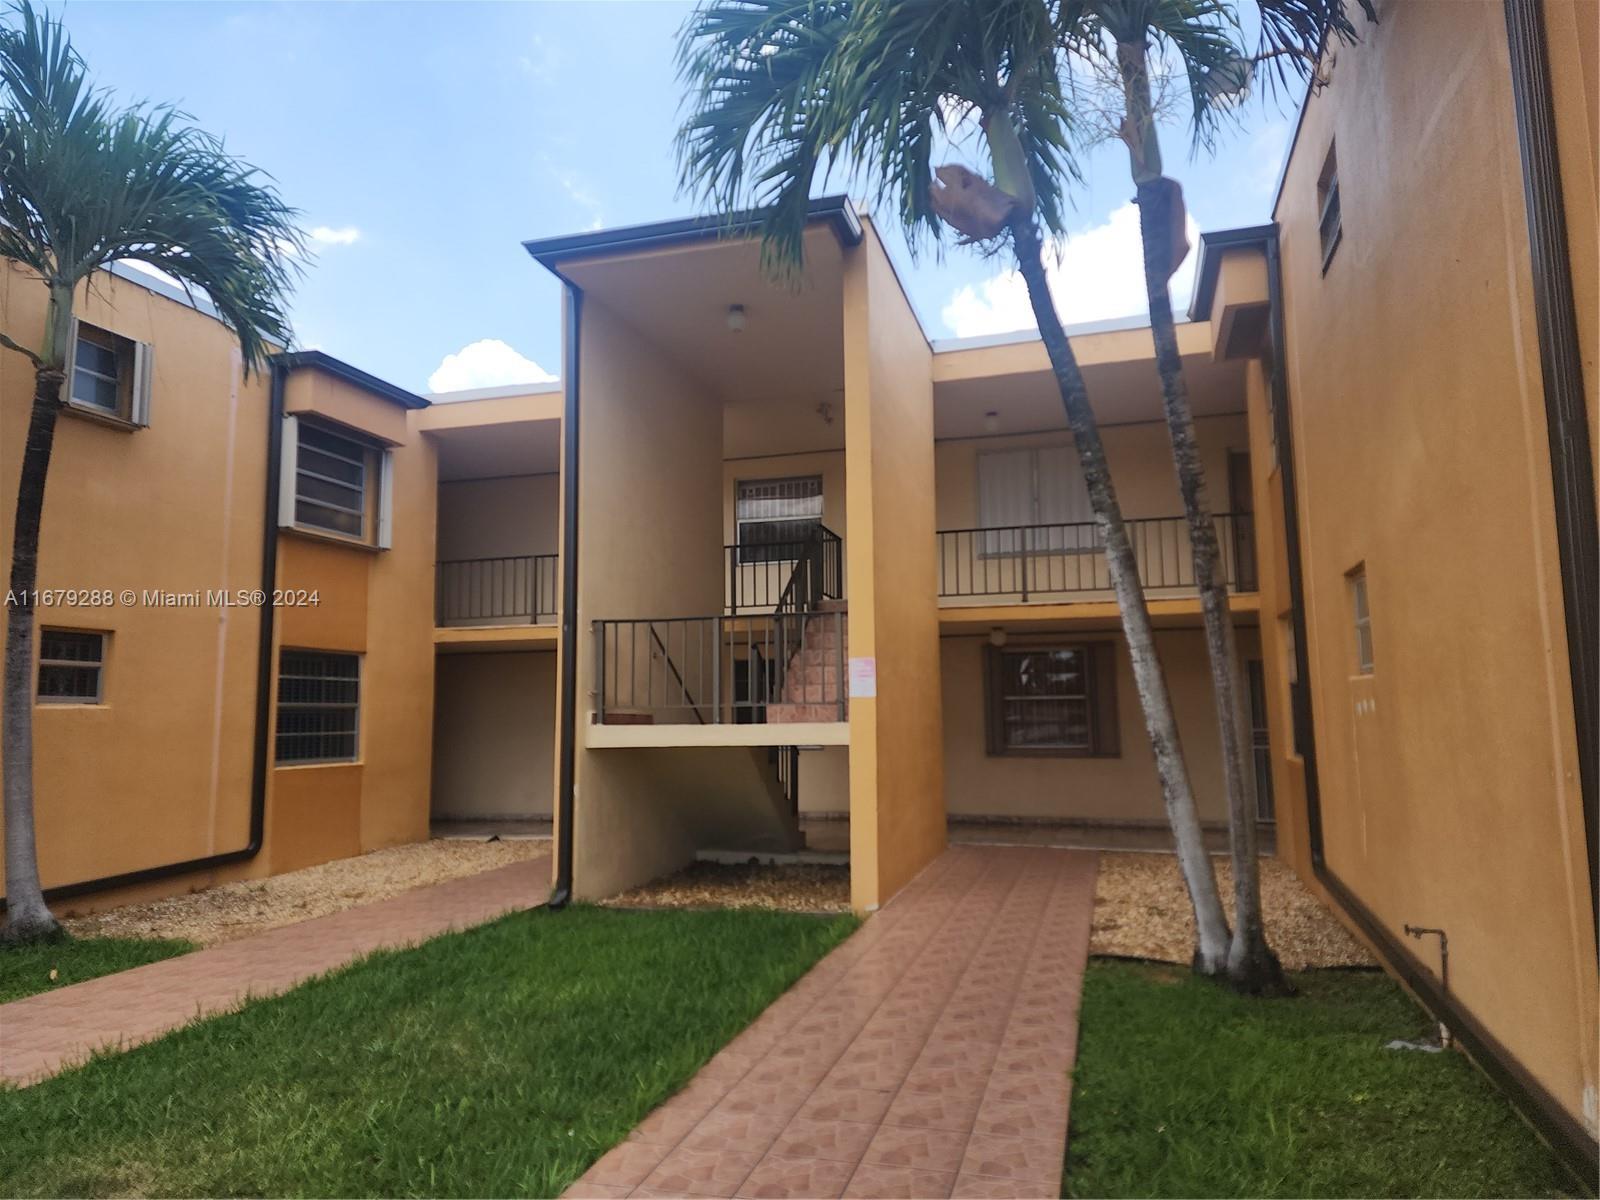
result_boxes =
[0,855,549,1086]
[567,845,1099,1200]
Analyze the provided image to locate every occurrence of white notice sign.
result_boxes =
[848,656,877,699]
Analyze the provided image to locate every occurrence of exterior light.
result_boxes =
[983,409,1000,433]
[988,627,1007,648]
[726,304,747,333]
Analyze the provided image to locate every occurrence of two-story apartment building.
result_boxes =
[1,0,1593,1172]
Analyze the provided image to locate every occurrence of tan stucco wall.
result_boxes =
[432,651,555,819]
[843,220,945,911]
[437,474,559,561]
[1,266,267,898]
[941,628,1259,824]
[564,293,795,897]
[0,273,437,903]
[1275,0,1597,1129]
[272,369,437,872]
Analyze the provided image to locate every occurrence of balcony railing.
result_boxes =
[436,554,559,625]
[595,611,847,726]
[725,526,844,615]
[937,513,1257,602]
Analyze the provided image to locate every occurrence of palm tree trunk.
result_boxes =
[1117,45,1287,994]
[1,360,66,943]
[1010,212,1231,974]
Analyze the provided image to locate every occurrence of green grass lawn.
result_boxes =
[0,904,855,1198]
[1066,960,1579,1199]
[0,935,195,1004]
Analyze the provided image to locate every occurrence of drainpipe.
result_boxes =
[1,357,284,908]
[548,281,582,909]
[1403,924,1452,1049]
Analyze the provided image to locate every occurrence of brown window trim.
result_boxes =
[983,640,1120,759]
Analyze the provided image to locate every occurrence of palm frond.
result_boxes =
[0,0,302,370]
[676,0,1081,278]
[1253,0,1375,94]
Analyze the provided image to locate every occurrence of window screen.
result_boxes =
[295,422,371,538]
[38,630,105,702]
[735,476,822,564]
[276,649,360,763]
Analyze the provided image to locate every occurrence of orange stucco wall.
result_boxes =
[843,221,945,911]
[1,266,267,900]
[0,269,438,909]
[1273,0,1597,1132]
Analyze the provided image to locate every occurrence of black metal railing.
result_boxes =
[436,554,559,625]
[593,610,847,725]
[726,525,843,615]
[936,513,1257,601]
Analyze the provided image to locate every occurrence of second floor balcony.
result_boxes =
[937,512,1256,604]
[436,553,559,625]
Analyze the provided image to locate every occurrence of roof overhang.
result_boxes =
[522,195,863,272]
[271,349,430,409]
[1187,225,1276,322]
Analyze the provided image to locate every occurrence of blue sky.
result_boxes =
[60,2,1302,395]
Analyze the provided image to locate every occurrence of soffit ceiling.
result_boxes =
[561,225,847,409]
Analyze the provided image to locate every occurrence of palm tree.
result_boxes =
[677,0,1235,972]
[0,1,301,942]
[1058,0,1370,993]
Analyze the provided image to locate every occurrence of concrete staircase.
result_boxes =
[767,603,848,724]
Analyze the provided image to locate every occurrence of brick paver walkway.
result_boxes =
[0,853,549,1086]
[568,844,1098,1200]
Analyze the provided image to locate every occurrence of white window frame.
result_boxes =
[63,320,153,427]
[976,445,1098,556]
[280,414,393,549]
[37,628,106,704]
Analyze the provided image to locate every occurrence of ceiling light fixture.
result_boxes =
[726,304,747,333]
[983,409,1000,433]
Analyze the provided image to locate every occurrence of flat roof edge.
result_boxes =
[425,381,562,404]
[1187,225,1277,322]
[522,195,863,269]
[272,349,430,409]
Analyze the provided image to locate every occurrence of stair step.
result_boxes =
[768,701,848,723]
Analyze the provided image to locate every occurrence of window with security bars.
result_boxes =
[736,475,822,563]
[276,649,360,763]
[295,421,375,539]
[985,642,1118,757]
[37,630,105,703]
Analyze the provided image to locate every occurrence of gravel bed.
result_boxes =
[1092,852,1374,969]
[602,860,851,914]
[63,838,549,946]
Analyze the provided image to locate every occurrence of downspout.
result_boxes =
[1263,229,1324,865]
[1,358,283,907]
[548,281,582,909]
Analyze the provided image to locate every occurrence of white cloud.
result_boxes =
[427,339,556,393]
[940,202,1200,338]
[309,225,362,246]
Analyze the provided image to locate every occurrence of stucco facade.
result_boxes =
[1,4,1592,1167]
